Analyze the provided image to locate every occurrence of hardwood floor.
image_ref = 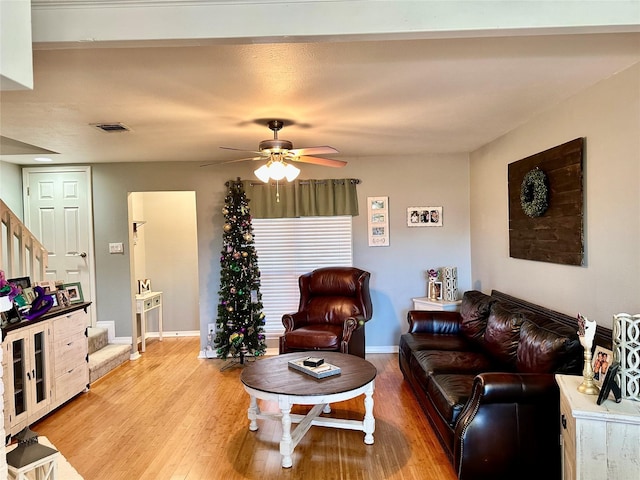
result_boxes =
[32,338,457,480]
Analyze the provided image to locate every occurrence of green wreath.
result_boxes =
[520,168,548,218]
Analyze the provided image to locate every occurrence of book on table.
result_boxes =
[288,357,341,378]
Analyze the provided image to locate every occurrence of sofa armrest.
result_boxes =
[406,310,461,334]
[453,372,560,480]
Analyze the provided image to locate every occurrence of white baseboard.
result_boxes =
[115,330,200,346]
[147,330,200,338]
[199,346,398,358]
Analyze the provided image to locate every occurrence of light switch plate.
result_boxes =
[109,242,124,254]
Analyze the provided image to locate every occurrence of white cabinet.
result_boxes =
[412,297,462,311]
[3,323,51,436]
[135,291,163,353]
[556,374,640,480]
[2,305,89,439]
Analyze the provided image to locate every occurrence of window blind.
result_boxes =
[252,216,353,338]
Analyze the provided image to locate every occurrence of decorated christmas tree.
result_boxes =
[214,179,267,362]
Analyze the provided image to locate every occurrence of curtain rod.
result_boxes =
[226,178,361,187]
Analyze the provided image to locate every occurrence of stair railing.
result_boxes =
[0,199,48,281]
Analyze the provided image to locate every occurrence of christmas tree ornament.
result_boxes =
[223,223,232,232]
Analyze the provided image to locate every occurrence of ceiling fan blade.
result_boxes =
[289,146,339,156]
[200,156,262,167]
[293,156,347,168]
[220,146,263,155]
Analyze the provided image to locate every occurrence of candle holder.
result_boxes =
[578,346,600,395]
[577,313,600,395]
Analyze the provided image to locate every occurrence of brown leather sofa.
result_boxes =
[399,289,612,480]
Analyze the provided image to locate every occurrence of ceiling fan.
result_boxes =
[204,120,346,181]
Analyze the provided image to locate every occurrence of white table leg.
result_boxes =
[140,311,146,353]
[248,395,260,431]
[279,399,293,468]
[363,381,375,445]
[158,298,163,341]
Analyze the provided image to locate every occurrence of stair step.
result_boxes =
[87,326,108,355]
[88,343,131,384]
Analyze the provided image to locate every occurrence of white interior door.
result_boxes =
[23,166,96,325]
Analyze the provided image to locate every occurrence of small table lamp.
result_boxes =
[6,427,59,480]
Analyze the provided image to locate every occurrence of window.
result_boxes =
[252,216,353,338]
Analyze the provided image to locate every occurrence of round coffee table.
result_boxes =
[241,352,377,468]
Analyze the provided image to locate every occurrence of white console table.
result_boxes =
[556,374,640,480]
[412,297,462,311]
[135,291,163,353]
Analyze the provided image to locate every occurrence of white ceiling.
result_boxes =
[1,31,639,166]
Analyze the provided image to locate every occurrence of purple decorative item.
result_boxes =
[22,286,55,320]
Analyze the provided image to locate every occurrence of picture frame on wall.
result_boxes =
[407,206,443,227]
[367,196,390,247]
[64,282,84,304]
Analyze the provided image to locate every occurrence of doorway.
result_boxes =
[128,191,199,351]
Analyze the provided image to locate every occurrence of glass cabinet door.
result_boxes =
[32,328,48,405]
[11,337,26,416]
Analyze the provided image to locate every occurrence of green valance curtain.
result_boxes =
[240,179,360,218]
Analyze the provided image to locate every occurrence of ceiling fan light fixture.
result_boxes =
[267,160,287,180]
[254,158,300,183]
[284,163,300,182]
[254,164,271,183]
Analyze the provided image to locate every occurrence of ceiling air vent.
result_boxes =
[91,122,131,133]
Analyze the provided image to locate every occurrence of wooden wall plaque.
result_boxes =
[508,138,584,265]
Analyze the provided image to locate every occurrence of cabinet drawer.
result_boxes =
[55,364,88,401]
[53,335,87,377]
[153,295,161,306]
[53,310,88,340]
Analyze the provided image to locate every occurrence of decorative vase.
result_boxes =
[442,266,458,301]
[613,313,640,401]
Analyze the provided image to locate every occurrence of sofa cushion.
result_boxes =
[516,320,578,373]
[459,290,494,345]
[412,349,495,377]
[427,374,475,426]
[483,303,523,368]
[399,332,472,359]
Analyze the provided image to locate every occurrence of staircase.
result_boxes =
[88,327,131,383]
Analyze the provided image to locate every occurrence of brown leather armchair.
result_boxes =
[279,267,373,358]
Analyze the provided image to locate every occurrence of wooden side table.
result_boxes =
[412,297,462,311]
[556,374,640,480]
[135,291,163,352]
